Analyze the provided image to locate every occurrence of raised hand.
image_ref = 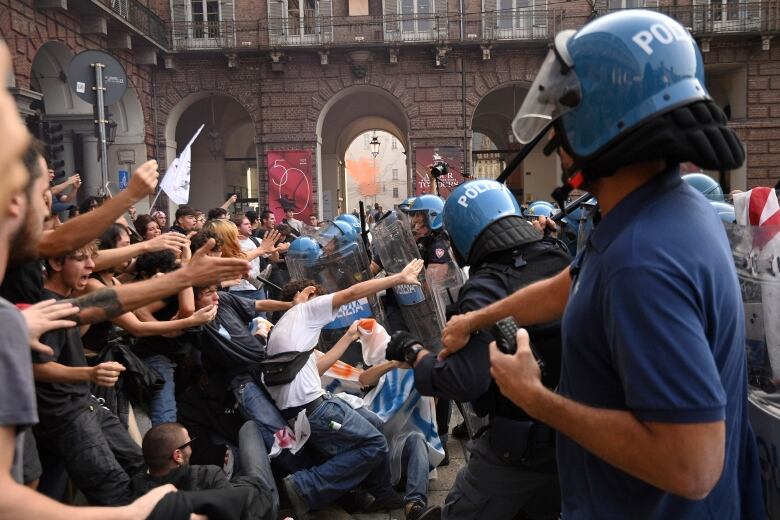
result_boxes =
[396,259,424,286]
[184,238,251,287]
[439,313,473,360]
[126,160,159,201]
[293,286,318,305]
[145,232,190,253]
[21,299,79,356]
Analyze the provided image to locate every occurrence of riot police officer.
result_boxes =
[386,179,570,519]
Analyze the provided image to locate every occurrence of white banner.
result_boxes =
[159,124,204,205]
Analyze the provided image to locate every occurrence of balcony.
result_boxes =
[90,0,168,48]
[171,20,262,51]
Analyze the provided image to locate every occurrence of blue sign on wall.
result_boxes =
[118,170,129,191]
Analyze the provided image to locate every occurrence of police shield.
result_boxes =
[372,214,445,351]
[286,238,385,367]
[427,251,468,328]
[727,223,780,390]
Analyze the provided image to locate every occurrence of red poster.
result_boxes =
[414,147,465,199]
[267,150,314,222]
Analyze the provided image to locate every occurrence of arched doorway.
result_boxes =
[316,85,411,220]
[471,82,560,203]
[31,42,147,204]
[344,130,408,213]
[165,93,256,213]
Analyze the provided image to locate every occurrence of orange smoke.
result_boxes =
[346,157,379,197]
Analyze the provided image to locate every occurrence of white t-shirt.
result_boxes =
[265,293,337,409]
[230,237,261,292]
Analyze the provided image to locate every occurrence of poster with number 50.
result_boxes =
[266,150,313,223]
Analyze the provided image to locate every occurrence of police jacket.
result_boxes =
[413,238,570,421]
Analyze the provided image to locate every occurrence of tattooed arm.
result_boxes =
[65,239,250,325]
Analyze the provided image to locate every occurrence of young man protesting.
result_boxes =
[266,259,424,518]
[33,241,146,505]
[169,205,198,235]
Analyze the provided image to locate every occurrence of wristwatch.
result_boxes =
[404,343,424,366]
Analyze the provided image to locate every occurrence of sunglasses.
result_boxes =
[170,438,196,460]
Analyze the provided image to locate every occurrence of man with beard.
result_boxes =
[0,40,177,518]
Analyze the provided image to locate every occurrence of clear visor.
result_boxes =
[512,30,580,144]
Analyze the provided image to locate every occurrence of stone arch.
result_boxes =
[315,84,412,218]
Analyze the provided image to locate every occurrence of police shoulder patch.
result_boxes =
[435,248,445,258]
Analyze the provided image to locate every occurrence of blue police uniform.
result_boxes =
[560,166,763,518]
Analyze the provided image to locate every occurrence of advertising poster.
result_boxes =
[414,146,465,199]
[267,150,314,223]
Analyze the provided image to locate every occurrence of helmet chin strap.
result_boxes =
[545,126,586,211]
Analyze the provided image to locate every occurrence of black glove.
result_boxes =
[385,330,421,363]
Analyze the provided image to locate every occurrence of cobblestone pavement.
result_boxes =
[280,410,467,520]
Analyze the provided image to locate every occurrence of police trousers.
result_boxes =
[443,435,560,520]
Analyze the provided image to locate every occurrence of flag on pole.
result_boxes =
[159,124,204,205]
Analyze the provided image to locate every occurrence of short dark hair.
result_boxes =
[207,207,228,220]
[175,205,197,220]
[190,229,222,255]
[22,139,45,193]
[275,223,292,236]
[134,250,177,279]
[244,210,258,224]
[279,279,324,302]
[193,284,218,300]
[142,423,187,472]
[261,210,274,222]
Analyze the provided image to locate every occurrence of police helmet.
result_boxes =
[398,197,417,213]
[443,180,541,266]
[710,201,736,224]
[524,201,557,220]
[682,173,725,202]
[287,236,322,264]
[317,220,358,251]
[408,194,445,231]
[512,10,743,185]
[335,213,362,235]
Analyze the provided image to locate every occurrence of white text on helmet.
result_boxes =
[631,22,690,56]
[457,182,504,208]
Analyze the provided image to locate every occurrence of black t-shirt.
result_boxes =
[32,288,90,435]
[186,293,264,379]
[0,262,45,304]
[133,297,191,359]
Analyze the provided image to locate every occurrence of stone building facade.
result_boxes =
[4,0,779,217]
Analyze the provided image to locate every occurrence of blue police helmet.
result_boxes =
[683,173,725,202]
[398,196,417,213]
[287,236,322,264]
[443,180,541,265]
[710,201,736,224]
[409,194,445,231]
[317,220,358,251]
[335,213,362,235]
[524,201,556,219]
[513,10,707,161]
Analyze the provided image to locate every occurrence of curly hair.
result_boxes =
[190,229,223,255]
[279,279,325,302]
[134,250,178,279]
[203,219,244,260]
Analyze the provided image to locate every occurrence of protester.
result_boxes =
[169,205,198,235]
[151,210,168,232]
[134,214,161,241]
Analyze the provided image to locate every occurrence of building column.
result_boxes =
[62,132,76,179]
[81,134,101,198]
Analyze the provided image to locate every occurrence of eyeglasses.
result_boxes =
[170,438,196,460]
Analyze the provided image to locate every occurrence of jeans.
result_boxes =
[237,421,279,520]
[143,355,177,426]
[231,375,313,475]
[402,432,430,506]
[289,396,390,510]
[38,398,145,505]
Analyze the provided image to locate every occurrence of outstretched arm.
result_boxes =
[39,161,159,258]
[331,259,423,311]
[317,321,360,375]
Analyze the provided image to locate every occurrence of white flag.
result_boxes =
[160,124,204,205]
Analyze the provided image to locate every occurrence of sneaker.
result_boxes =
[363,491,404,512]
[452,420,469,439]
[282,475,310,520]
[406,501,442,520]
[337,489,375,513]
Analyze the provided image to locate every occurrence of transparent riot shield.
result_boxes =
[286,240,385,367]
[727,223,780,392]
[372,215,445,352]
[428,252,468,328]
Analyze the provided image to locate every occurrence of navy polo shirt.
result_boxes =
[559,166,763,518]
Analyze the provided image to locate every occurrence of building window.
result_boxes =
[607,0,644,8]
[393,187,399,198]
[400,0,434,32]
[392,168,399,180]
[392,139,398,150]
[382,184,387,193]
[191,0,221,38]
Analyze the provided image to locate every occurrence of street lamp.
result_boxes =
[370,133,380,158]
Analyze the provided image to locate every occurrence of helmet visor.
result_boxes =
[512,30,580,144]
